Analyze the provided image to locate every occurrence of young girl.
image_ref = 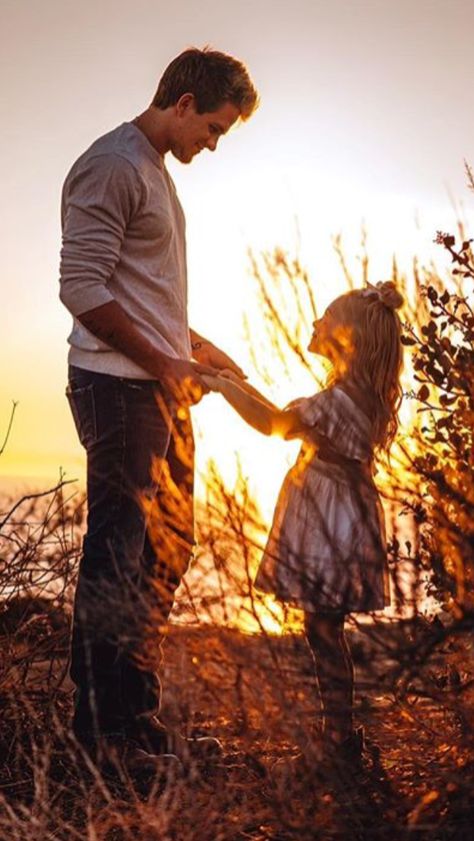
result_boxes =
[202,281,404,764]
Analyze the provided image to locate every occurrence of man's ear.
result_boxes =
[176,93,195,117]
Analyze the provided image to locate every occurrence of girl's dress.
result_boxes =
[255,386,390,613]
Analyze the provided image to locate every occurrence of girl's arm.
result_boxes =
[202,374,306,439]
[217,368,279,411]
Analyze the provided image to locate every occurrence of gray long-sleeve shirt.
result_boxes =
[59,122,192,379]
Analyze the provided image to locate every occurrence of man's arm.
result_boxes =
[78,301,217,397]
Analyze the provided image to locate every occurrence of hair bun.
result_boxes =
[376,281,404,311]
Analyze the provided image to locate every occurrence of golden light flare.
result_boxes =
[228,592,303,637]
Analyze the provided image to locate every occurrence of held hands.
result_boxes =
[161,358,220,406]
[201,368,242,393]
[165,332,246,404]
[201,373,226,392]
[161,357,245,406]
[192,342,247,380]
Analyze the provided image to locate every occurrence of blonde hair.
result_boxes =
[328,281,404,451]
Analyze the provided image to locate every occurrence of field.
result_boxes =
[0,592,473,841]
[1,229,473,839]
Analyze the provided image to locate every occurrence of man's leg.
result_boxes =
[125,405,196,724]
[67,367,186,741]
[120,408,221,762]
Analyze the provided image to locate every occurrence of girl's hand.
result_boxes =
[201,374,225,392]
[218,368,245,384]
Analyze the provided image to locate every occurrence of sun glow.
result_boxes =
[2,0,472,644]
[230,593,301,636]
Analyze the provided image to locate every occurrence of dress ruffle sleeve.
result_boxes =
[287,391,331,426]
[286,388,372,461]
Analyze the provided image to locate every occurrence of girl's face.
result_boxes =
[307,307,338,359]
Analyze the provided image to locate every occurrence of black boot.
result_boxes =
[123,716,223,766]
[318,725,365,776]
[333,725,365,765]
[75,729,183,784]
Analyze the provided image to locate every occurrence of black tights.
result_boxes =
[304,611,354,744]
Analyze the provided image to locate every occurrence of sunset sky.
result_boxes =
[1,0,474,515]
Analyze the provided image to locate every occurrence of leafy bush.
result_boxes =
[400,229,474,615]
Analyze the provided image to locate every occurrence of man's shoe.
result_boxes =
[334,725,365,764]
[311,726,366,784]
[77,731,182,782]
[124,717,223,765]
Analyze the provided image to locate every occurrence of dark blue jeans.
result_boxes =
[66,365,194,739]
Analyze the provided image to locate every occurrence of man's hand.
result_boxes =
[192,342,246,380]
[161,358,219,405]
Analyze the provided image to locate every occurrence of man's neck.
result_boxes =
[132,107,170,157]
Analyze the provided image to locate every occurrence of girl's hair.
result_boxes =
[328,281,404,451]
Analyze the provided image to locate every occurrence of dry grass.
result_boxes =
[0,482,473,841]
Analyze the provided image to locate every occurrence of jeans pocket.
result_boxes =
[66,383,97,449]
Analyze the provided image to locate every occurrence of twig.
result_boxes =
[0,401,18,456]
[0,478,75,532]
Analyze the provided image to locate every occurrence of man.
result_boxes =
[59,47,258,775]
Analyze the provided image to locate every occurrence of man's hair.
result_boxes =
[152,47,259,120]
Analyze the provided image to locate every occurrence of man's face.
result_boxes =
[171,96,240,164]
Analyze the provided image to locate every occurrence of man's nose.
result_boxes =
[207,136,219,152]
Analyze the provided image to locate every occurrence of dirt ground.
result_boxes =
[0,611,473,841]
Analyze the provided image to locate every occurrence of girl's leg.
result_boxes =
[304,611,354,746]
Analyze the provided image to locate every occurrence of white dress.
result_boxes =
[255,387,390,613]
